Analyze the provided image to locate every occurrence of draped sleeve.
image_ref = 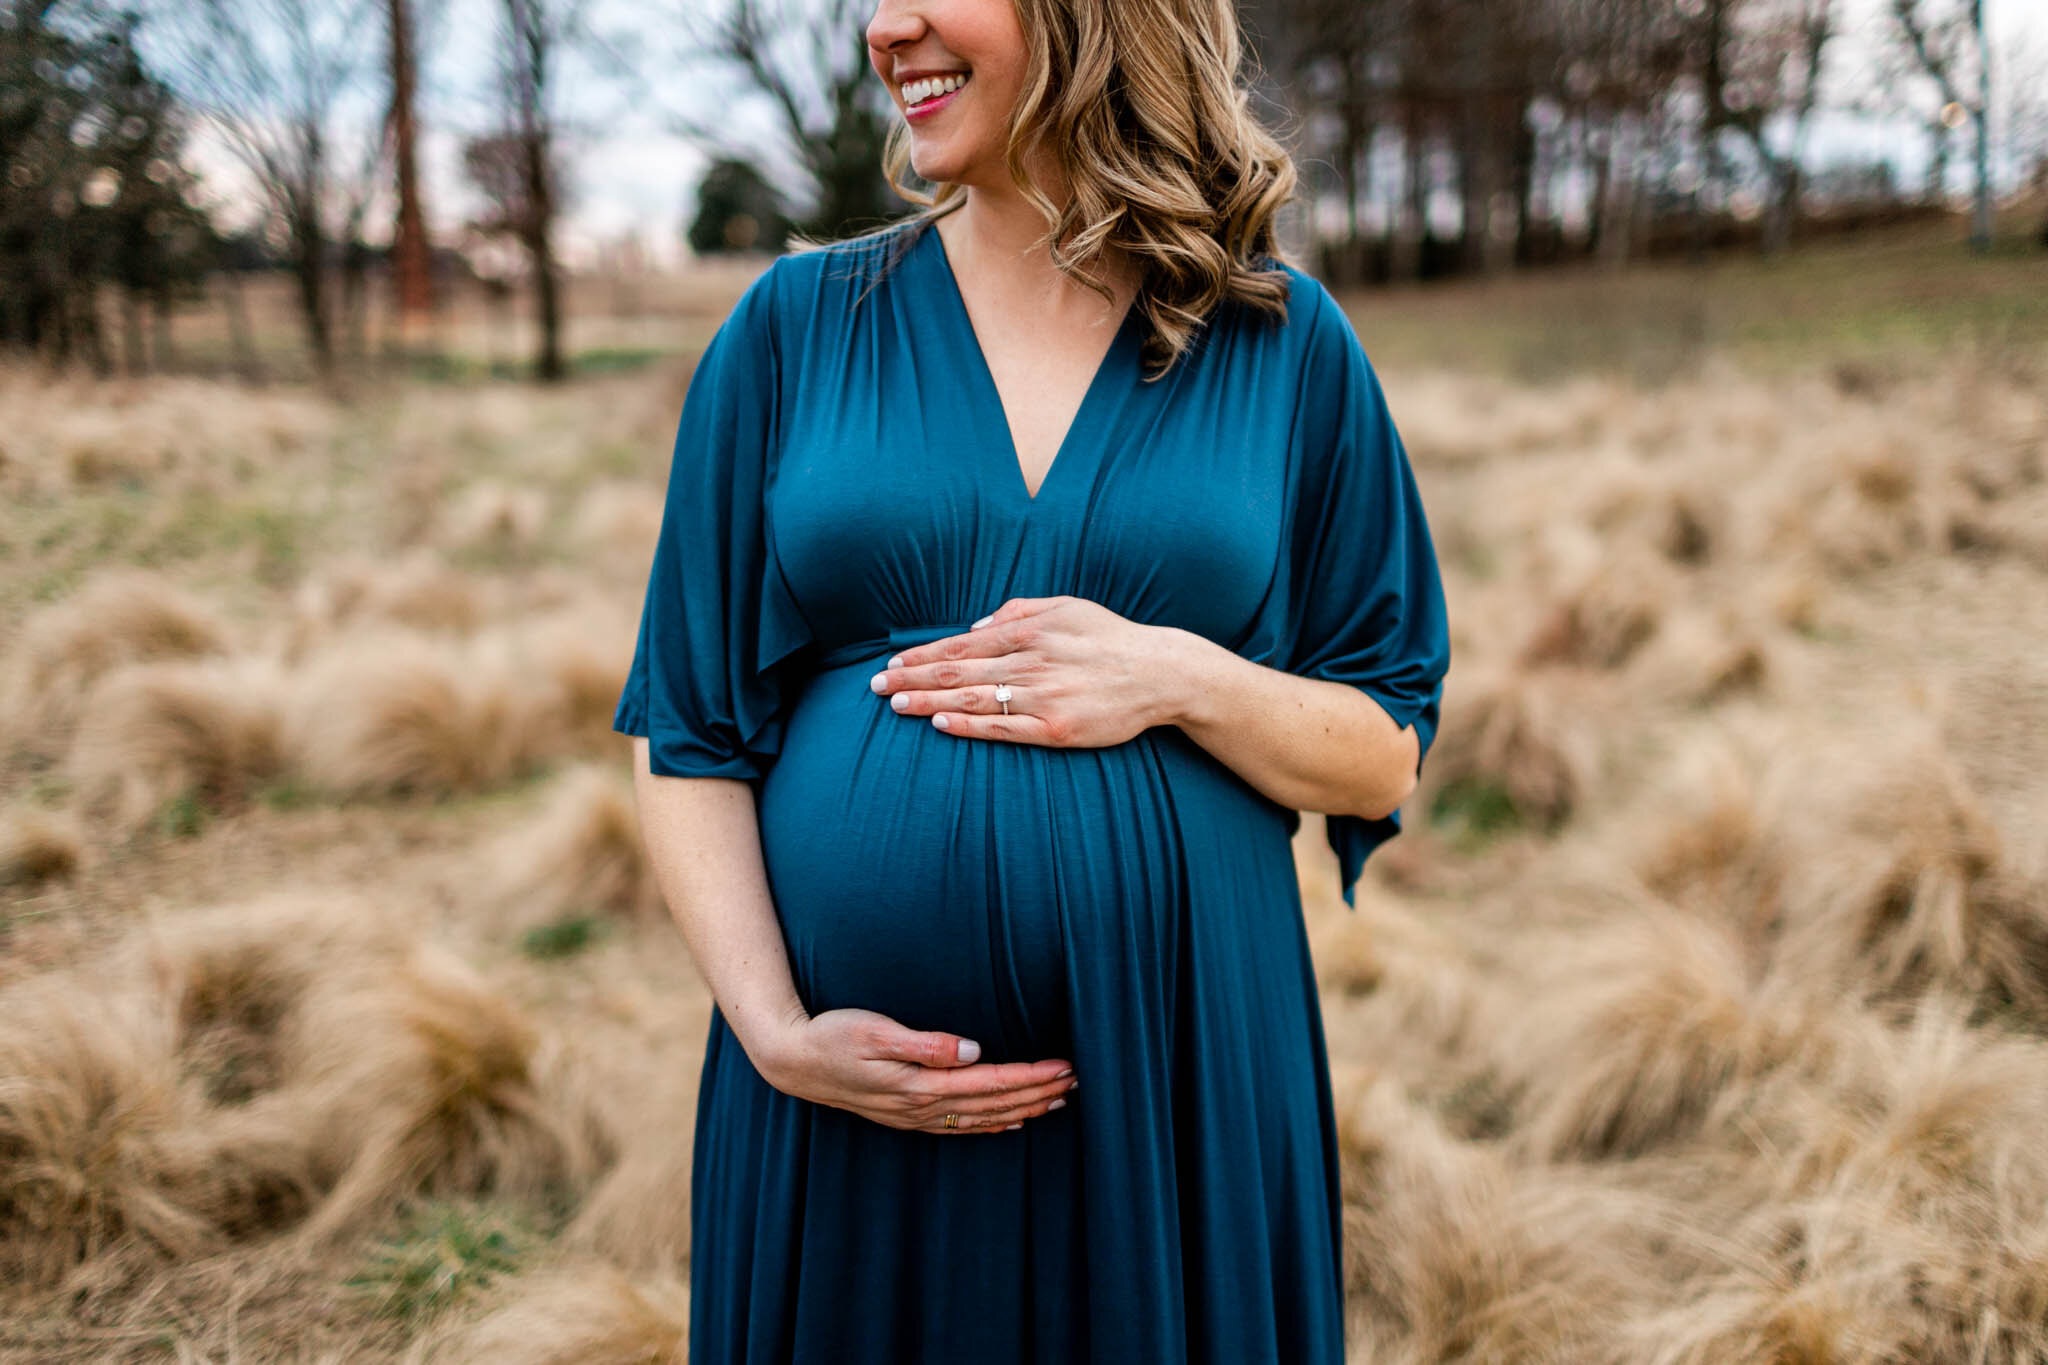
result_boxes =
[1270,280,1451,907]
[612,257,815,781]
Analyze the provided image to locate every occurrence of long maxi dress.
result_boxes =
[612,217,1451,1365]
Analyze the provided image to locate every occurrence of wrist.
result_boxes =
[1150,625,1230,731]
[727,998,811,1089]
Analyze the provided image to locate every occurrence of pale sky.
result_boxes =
[172,0,2048,272]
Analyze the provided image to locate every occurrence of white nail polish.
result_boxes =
[971,615,992,629]
[890,693,908,711]
[869,671,887,693]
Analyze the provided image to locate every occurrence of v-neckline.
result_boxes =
[920,220,1140,511]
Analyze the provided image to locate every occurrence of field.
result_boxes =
[2,211,2046,1362]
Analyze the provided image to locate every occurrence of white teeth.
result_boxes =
[905,72,968,107]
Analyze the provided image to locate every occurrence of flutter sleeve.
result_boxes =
[1274,281,1451,906]
[612,258,814,781]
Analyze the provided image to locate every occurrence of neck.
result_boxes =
[938,154,1137,313]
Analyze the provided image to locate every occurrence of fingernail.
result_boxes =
[971,615,992,629]
[1055,1067,1073,1078]
[1005,1122,1022,1130]
[890,693,908,711]
[886,653,904,668]
[958,1038,981,1063]
[934,714,950,729]
[1048,1098,1067,1110]
[869,671,888,693]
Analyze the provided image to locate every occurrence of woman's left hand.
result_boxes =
[868,596,1187,748]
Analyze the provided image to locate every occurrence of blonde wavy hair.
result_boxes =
[790,0,1302,382]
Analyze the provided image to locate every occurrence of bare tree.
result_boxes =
[661,0,898,240]
[386,0,433,341]
[482,0,600,383]
[1997,31,2048,246]
[145,0,380,375]
[1699,0,1836,254]
[1888,0,1993,249]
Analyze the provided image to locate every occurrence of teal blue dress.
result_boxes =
[613,218,1449,1363]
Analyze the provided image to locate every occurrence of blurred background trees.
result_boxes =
[0,0,2041,379]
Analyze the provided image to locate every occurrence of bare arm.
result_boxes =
[626,736,1078,1133]
[1151,626,1419,821]
[627,736,811,1075]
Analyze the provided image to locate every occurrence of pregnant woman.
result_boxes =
[614,0,1451,1359]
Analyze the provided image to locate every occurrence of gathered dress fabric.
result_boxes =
[612,218,1451,1364]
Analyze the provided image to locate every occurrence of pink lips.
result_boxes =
[905,76,968,121]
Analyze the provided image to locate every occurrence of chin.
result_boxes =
[910,147,973,188]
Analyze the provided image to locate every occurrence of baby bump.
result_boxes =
[756,664,1076,1062]
[755,658,1304,1066]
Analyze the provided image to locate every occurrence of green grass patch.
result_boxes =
[156,790,208,840]
[27,772,72,807]
[573,345,673,376]
[521,912,611,961]
[412,761,560,818]
[255,774,322,811]
[583,439,648,480]
[1427,776,1526,852]
[345,1198,536,1324]
[400,344,675,386]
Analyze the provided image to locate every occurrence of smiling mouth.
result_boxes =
[904,72,971,115]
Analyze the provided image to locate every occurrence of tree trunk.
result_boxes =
[508,0,564,383]
[1586,111,1612,256]
[1926,117,1950,204]
[1968,0,1991,250]
[122,289,147,376]
[388,0,434,340]
[1391,107,1427,282]
[1599,114,1638,270]
[290,204,334,376]
[74,284,110,377]
[1510,95,1537,266]
[1333,50,1370,286]
[221,269,264,385]
[524,132,563,382]
[153,289,177,373]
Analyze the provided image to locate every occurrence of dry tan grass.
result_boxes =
[0,805,85,889]
[282,626,550,798]
[567,480,666,579]
[479,765,665,933]
[436,480,550,556]
[287,550,495,645]
[418,1262,689,1365]
[2,569,234,759]
[0,892,606,1307]
[1,314,2044,1360]
[282,941,599,1247]
[1420,661,1607,834]
[66,655,291,835]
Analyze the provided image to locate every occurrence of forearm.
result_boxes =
[629,736,808,1079]
[1149,627,1418,820]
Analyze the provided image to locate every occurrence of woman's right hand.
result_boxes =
[754,1007,1078,1135]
